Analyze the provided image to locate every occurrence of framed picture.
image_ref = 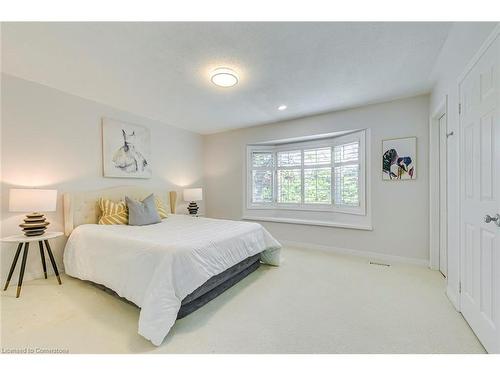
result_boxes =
[382,137,416,180]
[102,118,152,179]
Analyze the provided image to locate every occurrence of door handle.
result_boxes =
[484,214,500,226]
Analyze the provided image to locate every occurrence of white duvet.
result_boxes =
[63,215,281,346]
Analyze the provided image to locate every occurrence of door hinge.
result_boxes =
[459,281,462,294]
[458,103,462,115]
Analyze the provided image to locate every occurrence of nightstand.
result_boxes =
[2,231,63,298]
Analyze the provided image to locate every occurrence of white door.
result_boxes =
[459,33,500,353]
[439,113,448,277]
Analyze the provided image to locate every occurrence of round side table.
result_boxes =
[1,231,64,298]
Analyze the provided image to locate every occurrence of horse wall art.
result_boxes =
[102,118,152,178]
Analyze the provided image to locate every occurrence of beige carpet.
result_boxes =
[0,246,485,354]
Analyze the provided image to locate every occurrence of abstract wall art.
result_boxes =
[382,137,416,180]
[102,118,152,178]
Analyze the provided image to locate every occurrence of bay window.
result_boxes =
[247,130,366,216]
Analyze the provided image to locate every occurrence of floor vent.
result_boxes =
[369,261,391,267]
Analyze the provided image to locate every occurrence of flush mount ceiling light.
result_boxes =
[210,67,239,88]
[278,105,287,111]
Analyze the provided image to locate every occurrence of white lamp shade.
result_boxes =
[9,189,57,212]
[183,188,203,202]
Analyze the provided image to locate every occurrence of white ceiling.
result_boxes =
[1,22,452,134]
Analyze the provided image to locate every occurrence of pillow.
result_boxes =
[126,194,161,226]
[98,197,128,225]
[155,196,168,219]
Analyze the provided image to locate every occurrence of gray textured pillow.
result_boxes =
[126,194,161,226]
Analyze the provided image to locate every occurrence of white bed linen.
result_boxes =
[63,215,281,346]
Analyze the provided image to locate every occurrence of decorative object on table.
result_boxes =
[169,191,177,214]
[183,188,203,216]
[102,117,152,179]
[9,189,57,236]
[382,137,417,180]
[2,231,63,298]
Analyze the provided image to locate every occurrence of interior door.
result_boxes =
[439,113,448,277]
[459,33,500,353]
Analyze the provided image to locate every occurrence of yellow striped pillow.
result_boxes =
[155,196,168,219]
[98,197,128,225]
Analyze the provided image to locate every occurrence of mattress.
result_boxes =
[63,214,281,345]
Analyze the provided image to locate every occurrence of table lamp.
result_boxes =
[183,188,203,216]
[9,188,57,236]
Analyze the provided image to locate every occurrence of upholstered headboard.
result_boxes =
[63,186,175,236]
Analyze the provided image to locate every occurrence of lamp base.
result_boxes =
[187,202,199,216]
[19,212,50,236]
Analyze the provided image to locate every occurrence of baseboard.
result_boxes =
[280,240,429,266]
[446,285,460,311]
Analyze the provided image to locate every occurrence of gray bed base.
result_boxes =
[88,253,262,319]
[178,253,261,318]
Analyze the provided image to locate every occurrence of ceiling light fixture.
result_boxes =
[210,67,239,88]
[278,105,287,111]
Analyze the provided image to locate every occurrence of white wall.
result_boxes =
[429,22,499,308]
[1,74,204,284]
[4,22,495,290]
[204,95,430,263]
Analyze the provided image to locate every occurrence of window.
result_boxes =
[247,130,366,215]
[251,152,274,203]
[277,150,301,203]
[333,142,360,206]
[304,147,331,204]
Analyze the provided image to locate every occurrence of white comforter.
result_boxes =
[63,215,281,346]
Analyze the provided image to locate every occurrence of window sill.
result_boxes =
[247,204,366,216]
[241,216,373,230]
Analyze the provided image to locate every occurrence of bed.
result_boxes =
[62,187,281,346]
